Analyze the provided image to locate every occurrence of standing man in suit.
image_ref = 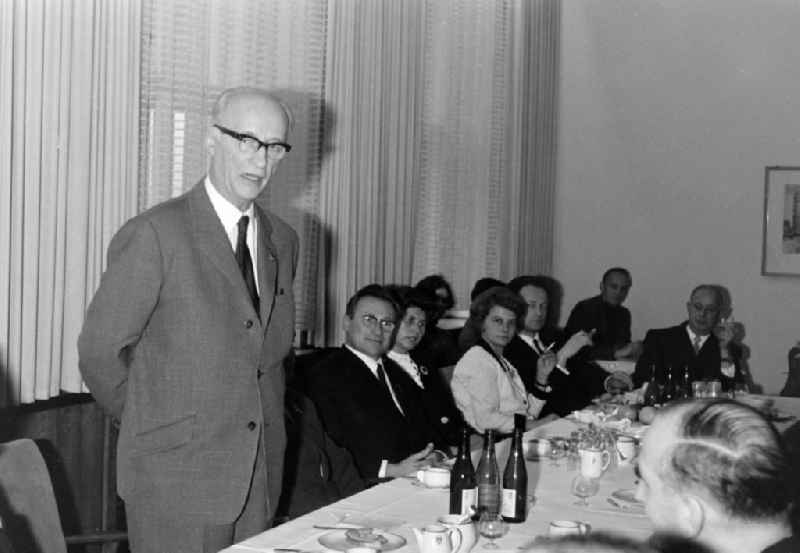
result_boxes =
[565,267,642,361]
[633,284,741,389]
[78,87,298,553]
[306,285,446,482]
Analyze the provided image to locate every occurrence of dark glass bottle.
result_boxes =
[677,365,691,399]
[449,426,477,515]
[662,367,675,403]
[501,415,527,522]
[643,364,661,406]
[476,429,500,516]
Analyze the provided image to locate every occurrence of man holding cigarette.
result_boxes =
[504,275,632,416]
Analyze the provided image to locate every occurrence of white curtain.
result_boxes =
[319,0,559,343]
[0,0,141,406]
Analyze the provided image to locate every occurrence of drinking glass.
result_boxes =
[571,474,600,507]
[478,510,508,549]
[549,438,566,467]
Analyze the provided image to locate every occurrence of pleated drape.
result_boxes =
[0,0,141,406]
[319,0,560,343]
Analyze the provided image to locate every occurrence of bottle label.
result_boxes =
[460,488,477,514]
[501,489,517,518]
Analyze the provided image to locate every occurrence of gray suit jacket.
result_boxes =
[78,180,298,523]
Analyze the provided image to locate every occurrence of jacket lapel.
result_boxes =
[255,204,279,329]
[189,181,259,319]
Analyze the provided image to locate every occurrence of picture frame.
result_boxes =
[762,166,800,275]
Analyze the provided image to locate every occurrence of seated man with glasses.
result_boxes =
[306,285,448,483]
[632,285,743,391]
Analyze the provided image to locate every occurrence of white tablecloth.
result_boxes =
[222,396,800,553]
[221,418,653,553]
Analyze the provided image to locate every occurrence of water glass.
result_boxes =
[478,510,508,549]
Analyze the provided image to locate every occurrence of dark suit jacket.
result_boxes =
[504,330,609,417]
[306,347,444,481]
[565,295,632,360]
[278,389,364,519]
[407,350,464,447]
[78,181,298,523]
[633,322,741,389]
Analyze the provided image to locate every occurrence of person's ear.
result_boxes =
[676,493,706,538]
[206,126,218,156]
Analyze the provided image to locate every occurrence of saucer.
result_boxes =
[319,529,406,552]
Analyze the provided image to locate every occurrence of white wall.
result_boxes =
[555,1,800,393]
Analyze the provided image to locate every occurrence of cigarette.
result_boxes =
[557,365,571,376]
[543,342,555,352]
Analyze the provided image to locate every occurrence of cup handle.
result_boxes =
[450,527,463,553]
[416,470,425,482]
[578,522,589,535]
[601,450,611,471]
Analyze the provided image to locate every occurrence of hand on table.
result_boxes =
[604,371,634,394]
[614,340,642,360]
[385,443,434,478]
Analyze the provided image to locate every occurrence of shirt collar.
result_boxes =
[685,325,710,348]
[519,332,535,349]
[205,177,255,239]
[345,344,381,374]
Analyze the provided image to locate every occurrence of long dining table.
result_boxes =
[220,394,800,553]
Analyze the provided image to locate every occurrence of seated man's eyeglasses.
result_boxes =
[362,314,396,332]
[214,124,292,160]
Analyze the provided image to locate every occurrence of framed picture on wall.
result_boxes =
[763,166,800,275]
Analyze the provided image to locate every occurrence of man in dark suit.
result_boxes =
[307,285,446,482]
[633,285,742,389]
[78,88,298,553]
[503,276,632,417]
[565,267,642,361]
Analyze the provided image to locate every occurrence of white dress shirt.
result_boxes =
[204,177,259,292]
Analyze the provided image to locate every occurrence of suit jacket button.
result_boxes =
[244,319,254,329]
[247,421,256,431]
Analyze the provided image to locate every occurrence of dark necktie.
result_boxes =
[235,215,260,317]
[376,361,390,393]
[377,361,404,415]
[692,335,702,354]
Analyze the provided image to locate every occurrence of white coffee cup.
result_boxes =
[417,466,450,488]
[548,520,589,537]
[616,436,637,466]
[579,447,610,479]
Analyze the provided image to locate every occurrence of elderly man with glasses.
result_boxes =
[79,87,298,553]
[305,284,448,483]
[632,285,743,391]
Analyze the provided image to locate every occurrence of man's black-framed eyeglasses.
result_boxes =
[213,124,292,160]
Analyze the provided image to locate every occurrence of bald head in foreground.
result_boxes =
[636,400,796,553]
[79,86,299,553]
